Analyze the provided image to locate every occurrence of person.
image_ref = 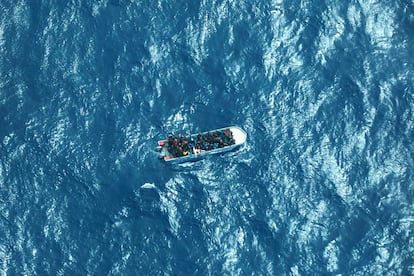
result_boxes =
[168,136,174,147]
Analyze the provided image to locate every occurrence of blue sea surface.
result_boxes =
[1,0,413,275]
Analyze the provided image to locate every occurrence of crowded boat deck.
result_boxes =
[157,126,247,163]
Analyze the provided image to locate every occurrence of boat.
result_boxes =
[157,126,247,163]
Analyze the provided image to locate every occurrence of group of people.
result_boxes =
[167,128,235,158]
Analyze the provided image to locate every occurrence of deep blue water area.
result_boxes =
[1,0,413,274]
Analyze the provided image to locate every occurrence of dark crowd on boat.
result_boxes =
[166,128,235,158]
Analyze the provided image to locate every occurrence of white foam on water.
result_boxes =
[359,0,395,50]
[378,79,397,105]
[14,83,26,111]
[216,0,229,26]
[228,24,235,45]
[148,43,162,65]
[92,0,108,17]
[250,235,274,275]
[367,145,409,191]
[347,3,362,30]
[109,241,131,275]
[258,85,284,138]
[189,161,262,274]
[40,6,61,71]
[263,6,286,79]
[323,239,339,273]
[369,227,409,274]
[186,0,235,63]
[399,216,414,249]
[43,199,65,242]
[199,0,216,49]
[0,20,5,50]
[2,133,12,147]
[316,5,345,65]
[185,22,203,63]
[12,0,30,31]
[307,90,329,120]
[221,230,239,272]
[49,118,68,154]
[71,54,79,75]
[264,12,305,79]
[224,58,241,81]
[164,106,191,131]
[173,111,184,124]
[376,246,390,265]
[0,163,3,192]
[0,244,10,276]
[122,84,133,106]
[159,177,183,236]
[362,75,410,188]
[290,265,300,276]
[319,135,353,202]
[118,122,141,161]
[155,78,161,98]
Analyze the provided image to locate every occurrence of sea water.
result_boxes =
[1,0,413,274]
